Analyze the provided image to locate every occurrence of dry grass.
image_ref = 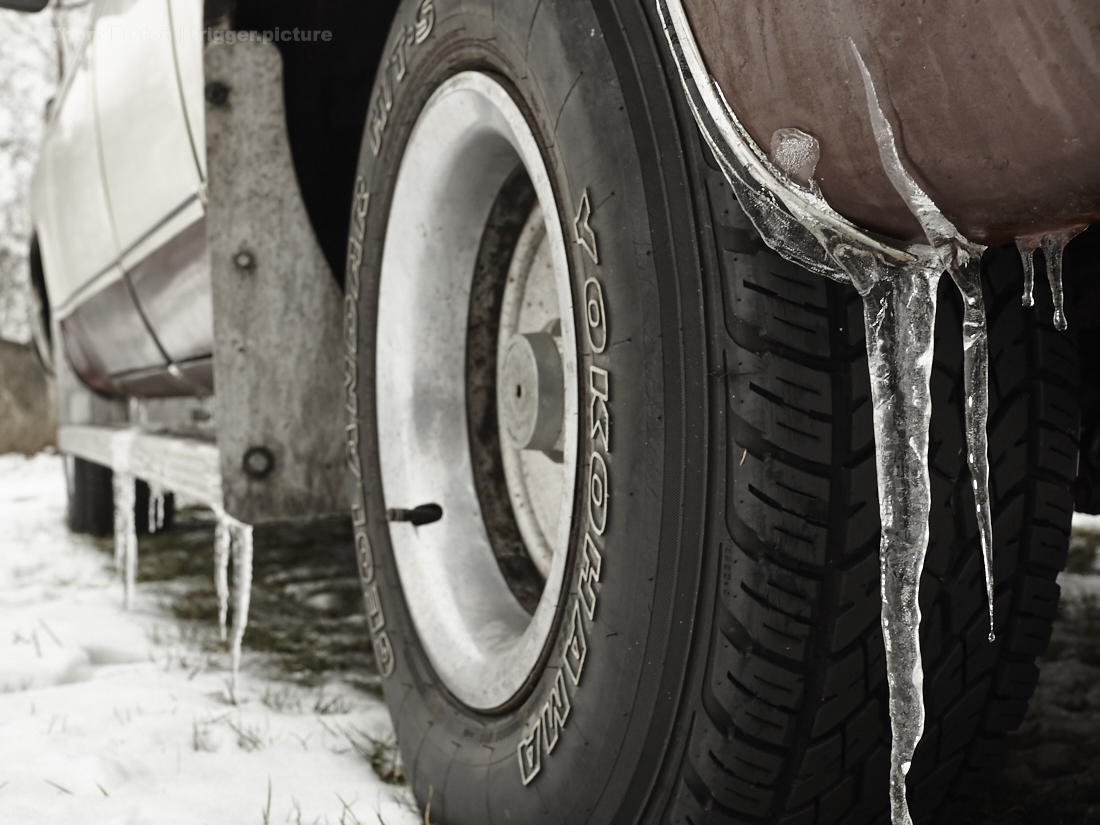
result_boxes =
[343,726,407,787]
[127,511,379,687]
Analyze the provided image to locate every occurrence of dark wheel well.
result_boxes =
[1064,224,1100,511]
[225,0,403,288]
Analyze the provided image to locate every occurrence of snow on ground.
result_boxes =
[8,449,1100,823]
[0,453,420,825]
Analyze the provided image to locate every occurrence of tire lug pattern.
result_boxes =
[667,171,1078,823]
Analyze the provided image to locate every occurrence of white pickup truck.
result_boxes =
[9,0,1100,822]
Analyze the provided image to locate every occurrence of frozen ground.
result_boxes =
[7,450,1100,824]
[0,453,420,825]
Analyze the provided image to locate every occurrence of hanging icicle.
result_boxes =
[229,521,254,696]
[213,509,231,643]
[1015,237,1040,308]
[948,262,996,642]
[148,483,166,534]
[851,42,993,825]
[113,472,138,611]
[1041,227,1086,332]
[1016,227,1085,330]
[212,507,254,696]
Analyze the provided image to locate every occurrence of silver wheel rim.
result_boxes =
[376,72,579,711]
[498,204,567,579]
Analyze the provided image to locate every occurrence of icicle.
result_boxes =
[229,521,254,696]
[948,262,996,642]
[113,473,138,610]
[1043,234,1069,331]
[1039,227,1086,332]
[148,483,166,534]
[212,507,254,696]
[1015,237,1040,308]
[148,489,156,536]
[846,259,940,825]
[213,509,231,643]
[851,42,991,825]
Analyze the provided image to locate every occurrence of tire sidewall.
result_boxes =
[344,1,682,821]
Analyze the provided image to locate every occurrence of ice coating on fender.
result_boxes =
[851,46,967,262]
[769,127,821,191]
[113,472,138,611]
[1016,228,1084,330]
[1043,234,1069,332]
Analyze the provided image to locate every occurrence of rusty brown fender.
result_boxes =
[682,0,1100,245]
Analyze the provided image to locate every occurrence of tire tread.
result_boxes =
[668,171,1078,824]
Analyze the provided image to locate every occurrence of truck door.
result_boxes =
[32,42,118,312]
[93,0,213,389]
[32,30,168,396]
[93,0,204,259]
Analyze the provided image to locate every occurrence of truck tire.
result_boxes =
[67,457,175,537]
[345,2,1077,822]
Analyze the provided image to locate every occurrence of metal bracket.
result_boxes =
[204,41,347,525]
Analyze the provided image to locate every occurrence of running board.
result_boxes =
[57,425,223,508]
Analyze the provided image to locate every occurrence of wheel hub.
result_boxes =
[499,332,565,455]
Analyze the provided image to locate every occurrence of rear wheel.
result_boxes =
[346,2,1077,822]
